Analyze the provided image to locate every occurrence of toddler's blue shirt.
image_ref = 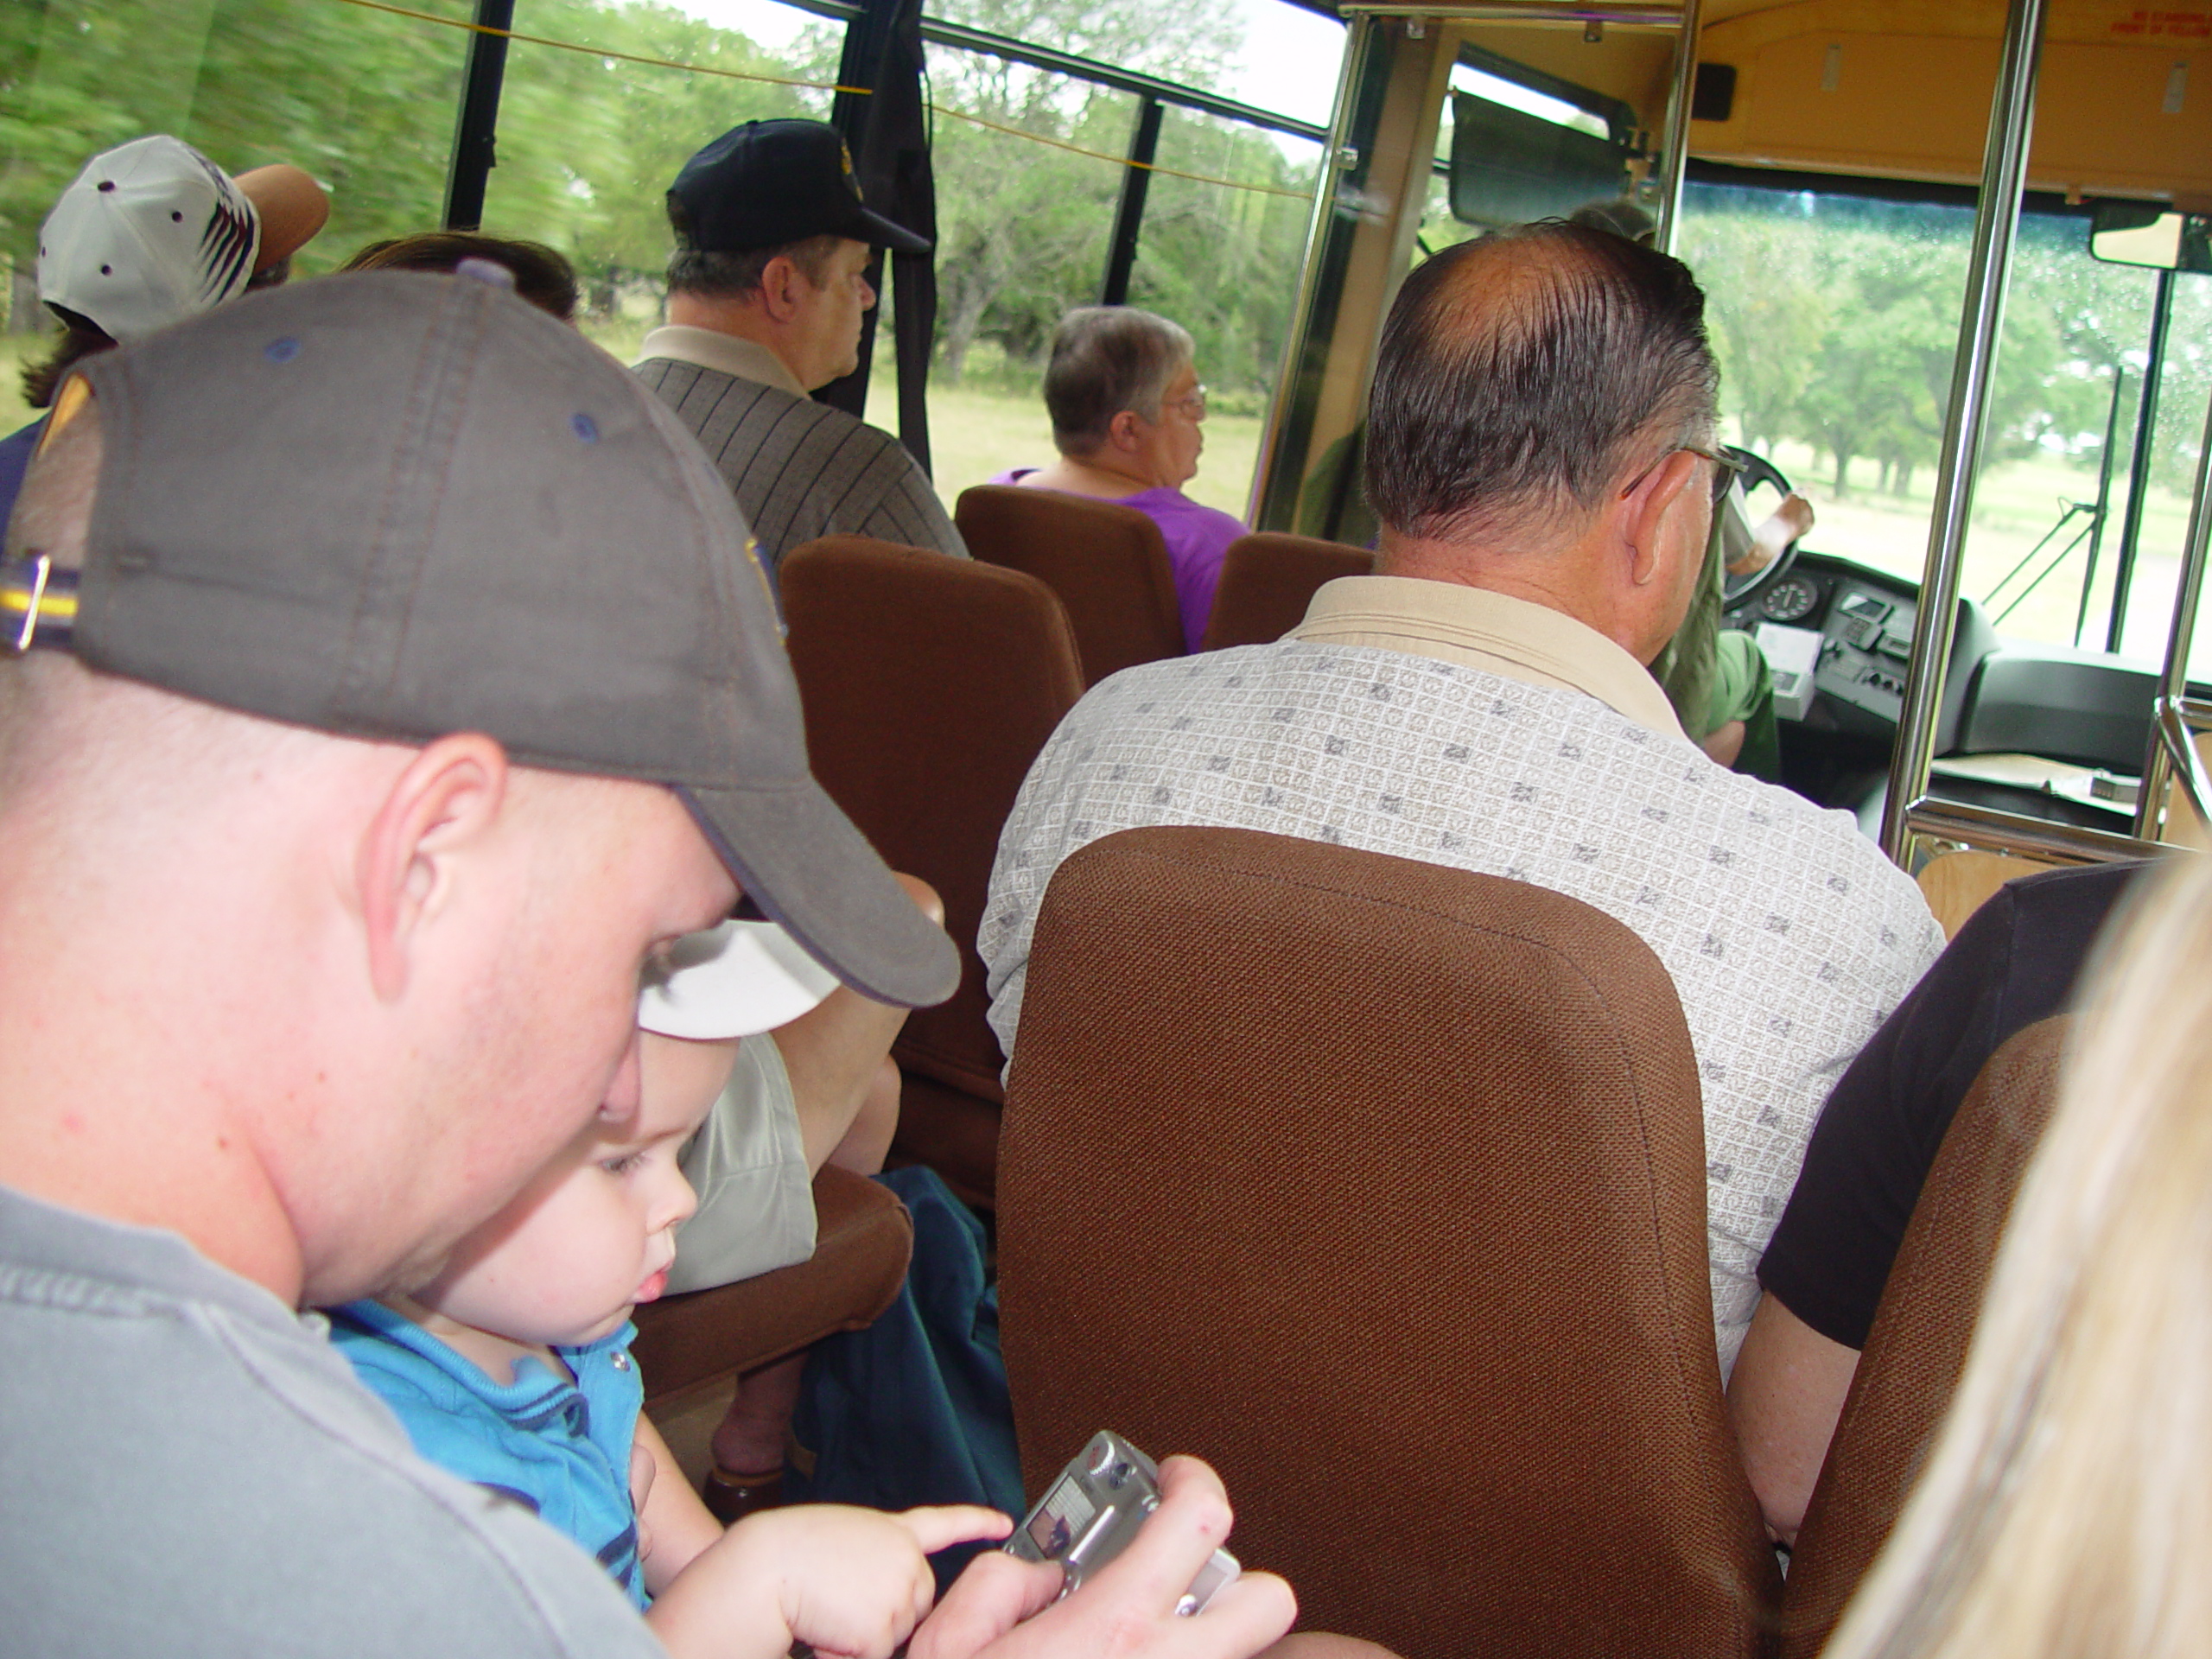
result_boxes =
[327,1300,648,1607]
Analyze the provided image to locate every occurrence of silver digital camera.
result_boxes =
[1004,1430,1240,1616]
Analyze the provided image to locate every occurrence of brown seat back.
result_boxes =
[1777,1014,2071,1657]
[633,1166,913,1408]
[1198,532,1374,652]
[996,826,1779,1659]
[780,537,1086,1202]
[954,484,1184,684]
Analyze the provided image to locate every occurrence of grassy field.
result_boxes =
[1739,431,2198,663]
[10,320,2195,666]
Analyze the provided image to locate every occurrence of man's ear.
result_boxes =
[356,734,512,1003]
[1107,409,1145,454]
[755,255,806,324]
[1623,448,1706,588]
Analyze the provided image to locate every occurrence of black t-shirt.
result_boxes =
[1757,860,2147,1349]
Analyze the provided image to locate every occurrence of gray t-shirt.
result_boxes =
[0,1182,667,1656]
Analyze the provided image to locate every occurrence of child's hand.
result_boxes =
[647,1501,1011,1659]
[758,1503,1012,1659]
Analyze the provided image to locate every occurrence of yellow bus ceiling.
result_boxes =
[1691,0,2210,201]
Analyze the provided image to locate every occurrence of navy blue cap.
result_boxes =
[668,120,929,257]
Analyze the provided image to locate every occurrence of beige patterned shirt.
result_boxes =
[982,575,1943,1371]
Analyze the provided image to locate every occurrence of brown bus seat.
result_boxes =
[995,825,1778,1659]
[1777,1014,2071,1659]
[1914,848,2063,938]
[1199,532,1375,652]
[632,1165,913,1408]
[780,535,1086,1205]
[954,484,1184,685]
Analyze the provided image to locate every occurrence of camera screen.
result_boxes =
[1026,1474,1096,1559]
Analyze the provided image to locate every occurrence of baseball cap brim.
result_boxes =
[639,919,839,1039]
[679,778,955,1009]
[237,164,329,271]
[848,201,931,257]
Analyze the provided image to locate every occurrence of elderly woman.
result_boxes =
[995,306,1245,652]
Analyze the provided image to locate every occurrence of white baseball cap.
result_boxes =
[38,135,330,342]
[639,920,842,1040]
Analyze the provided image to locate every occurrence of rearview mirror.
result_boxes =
[2088,201,2212,273]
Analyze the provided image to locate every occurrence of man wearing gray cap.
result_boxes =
[634,118,968,577]
[0,273,1291,1658]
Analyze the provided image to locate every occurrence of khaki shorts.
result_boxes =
[665,1033,817,1295]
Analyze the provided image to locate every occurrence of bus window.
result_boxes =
[1678,178,2209,664]
[472,0,824,365]
[1120,105,1325,517]
[1254,12,1694,534]
[872,36,1138,501]
[0,0,474,433]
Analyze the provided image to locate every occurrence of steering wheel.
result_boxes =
[1719,445,1802,614]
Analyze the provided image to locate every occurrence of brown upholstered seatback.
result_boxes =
[954,484,1184,683]
[996,826,1779,1659]
[633,1166,913,1408]
[1778,1014,2072,1658]
[1198,532,1375,652]
[780,537,1085,1199]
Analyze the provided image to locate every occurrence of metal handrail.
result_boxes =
[1338,3,1685,19]
[1878,0,2048,865]
[2153,697,2212,837]
[2133,383,2212,835]
[1903,797,2168,867]
[1653,0,1701,253]
[770,0,1341,141]
[918,16,1332,141]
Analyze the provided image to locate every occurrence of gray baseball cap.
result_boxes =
[44,270,955,1008]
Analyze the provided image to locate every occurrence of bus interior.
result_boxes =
[5,0,2212,1655]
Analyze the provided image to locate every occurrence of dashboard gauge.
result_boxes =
[1760,575,1821,624]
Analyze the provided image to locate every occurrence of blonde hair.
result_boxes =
[1824,850,2212,1659]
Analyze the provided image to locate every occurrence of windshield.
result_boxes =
[1677,177,2212,670]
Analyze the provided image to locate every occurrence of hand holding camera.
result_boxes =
[1006,1432,1240,1614]
[908,1449,1295,1659]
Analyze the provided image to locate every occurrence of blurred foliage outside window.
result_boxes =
[2,0,1321,520]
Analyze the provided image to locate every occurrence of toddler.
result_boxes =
[330,921,1006,1659]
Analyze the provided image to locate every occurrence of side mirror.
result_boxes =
[2088,200,2212,273]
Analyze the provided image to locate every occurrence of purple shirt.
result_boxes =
[993,470,1246,652]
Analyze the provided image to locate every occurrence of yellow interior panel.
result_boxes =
[1454,20,1680,131]
[1693,0,2211,200]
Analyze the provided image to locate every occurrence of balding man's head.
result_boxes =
[1364,222,1718,551]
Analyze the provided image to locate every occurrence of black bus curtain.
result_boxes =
[821,0,939,479]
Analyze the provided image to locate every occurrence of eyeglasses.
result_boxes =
[1166,385,1208,420]
[1618,443,1745,503]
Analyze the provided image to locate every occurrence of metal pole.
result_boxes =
[2105,265,2177,654]
[1878,0,2048,865]
[2133,385,2212,836]
[442,0,514,232]
[2075,364,2125,647]
[1100,98,1165,306]
[1248,12,1381,527]
[1654,0,1703,255]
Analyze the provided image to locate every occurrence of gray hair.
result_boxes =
[666,235,839,302]
[1364,222,1718,547]
[1043,306,1194,454]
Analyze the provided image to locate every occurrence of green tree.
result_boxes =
[1679,212,1828,455]
[2,0,476,278]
